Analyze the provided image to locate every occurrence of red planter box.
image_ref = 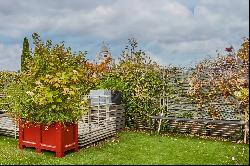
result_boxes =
[18,120,78,158]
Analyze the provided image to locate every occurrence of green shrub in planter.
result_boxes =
[5,33,89,125]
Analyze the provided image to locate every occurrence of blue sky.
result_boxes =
[0,0,249,71]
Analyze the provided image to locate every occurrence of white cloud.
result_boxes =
[159,38,228,55]
[0,43,22,71]
[0,0,249,71]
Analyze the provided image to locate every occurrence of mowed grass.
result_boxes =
[0,130,248,165]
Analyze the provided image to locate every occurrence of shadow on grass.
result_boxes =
[22,147,56,157]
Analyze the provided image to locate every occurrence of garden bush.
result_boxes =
[4,33,89,124]
[98,38,178,127]
[188,38,249,142]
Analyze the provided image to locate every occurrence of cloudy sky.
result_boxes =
[0,0,249,71]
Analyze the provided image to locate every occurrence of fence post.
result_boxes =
[244,111,249,143]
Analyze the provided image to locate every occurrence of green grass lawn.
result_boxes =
[0,130,249,165]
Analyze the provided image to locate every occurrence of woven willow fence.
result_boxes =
[140,69,248,141]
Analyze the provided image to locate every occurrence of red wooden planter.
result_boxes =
[18,120,78,158]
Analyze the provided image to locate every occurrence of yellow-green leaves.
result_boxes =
[5,33,89,124]
[97,39,176,127]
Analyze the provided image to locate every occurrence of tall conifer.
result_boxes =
[21,37,32,72]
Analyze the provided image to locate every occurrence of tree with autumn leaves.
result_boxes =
[97,38,173,127]
[188,38,249,142]
[84,56,112,90]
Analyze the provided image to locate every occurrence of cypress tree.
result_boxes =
[21,37,32,72]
